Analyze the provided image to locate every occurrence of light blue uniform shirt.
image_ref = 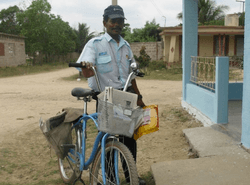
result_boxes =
[76,33,135,92]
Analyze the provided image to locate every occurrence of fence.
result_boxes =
[190,56,216,91]
[229,56,244,82]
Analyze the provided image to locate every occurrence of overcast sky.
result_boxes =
[0,0,245,33]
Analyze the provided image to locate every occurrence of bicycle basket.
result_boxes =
[97,99,143,138]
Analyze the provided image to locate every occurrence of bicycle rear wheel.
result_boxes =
[58,125,81,184]
[90,139,139,185]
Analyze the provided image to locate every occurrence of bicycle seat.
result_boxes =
[71,87,95,98]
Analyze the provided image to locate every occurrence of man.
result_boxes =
[76,5,146,185]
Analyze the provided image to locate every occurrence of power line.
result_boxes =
[149,0,166,26]
[149,0,164,17]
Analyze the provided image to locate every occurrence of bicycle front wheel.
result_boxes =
[90,140,139,185]
[58,125,82,184]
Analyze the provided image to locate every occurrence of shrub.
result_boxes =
[148,60,166,70]
[134,46,151,70]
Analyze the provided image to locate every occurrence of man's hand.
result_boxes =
[81,61,95,78]
[137,99,145,108]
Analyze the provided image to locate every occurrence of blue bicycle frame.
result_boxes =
[68,112,120,185]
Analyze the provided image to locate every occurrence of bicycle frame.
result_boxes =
[68,111,120,184]
[68,113,101,170]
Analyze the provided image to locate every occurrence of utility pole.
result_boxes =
[112,0,117,5]
[236,0,245,25]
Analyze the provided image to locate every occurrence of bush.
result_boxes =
[134,46,151,69]
[148,60,166,70]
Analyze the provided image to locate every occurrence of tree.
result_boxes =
[239,12,245,26]
[17,0,76,64]
[123,19,161,43]
[74,23,95,53]
[121,23,131,38]
[17,0,52,58]
[177,0,229,25]
[0,5,21,35]
[44,15,77,61]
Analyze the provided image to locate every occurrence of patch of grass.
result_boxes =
[0,60,183,81]
[62,68,182,81]
[0,62,68,78]
[26,178,65,185]
[47,158,57,166]
[0,159,17,174]
[0,183,13,185]
[171,107,191,122]
[61,73,87,81]
[143,68,182,81]
[87,119,98,134]
[0,148,10,157]
[141,171,155,185]
[43,170,59,178]
[0,148,19,174]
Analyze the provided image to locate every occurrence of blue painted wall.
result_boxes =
[215,57,229,124]
[228,83,243,100]
[186,83,216,121]
[241,1,250,148]
[182,0,198,101]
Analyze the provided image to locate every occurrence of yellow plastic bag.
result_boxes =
[133,105,159,140]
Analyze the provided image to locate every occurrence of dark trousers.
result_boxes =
[94,87,138,162]
[95,87,138,183]
[105,136,137,183]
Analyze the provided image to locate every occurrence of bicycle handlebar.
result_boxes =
[68,63,144,77]
[137,72,145,77]
[68,61,144,92]
[68,63,86,68]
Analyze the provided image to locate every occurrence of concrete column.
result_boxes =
[169,36,176,63]
[214,57,229,123]
[241,1,250,148]
[182,0,198,101]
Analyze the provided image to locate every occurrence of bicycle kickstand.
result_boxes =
[73,175,85,185]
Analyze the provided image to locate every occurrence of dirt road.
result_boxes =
[0,68,201,184]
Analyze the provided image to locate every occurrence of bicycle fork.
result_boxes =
[101,133,120,185]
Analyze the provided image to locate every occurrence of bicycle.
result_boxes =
[58,61,144,185]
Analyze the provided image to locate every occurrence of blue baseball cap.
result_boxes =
[103,5,126,19]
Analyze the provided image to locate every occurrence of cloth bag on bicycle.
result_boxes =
[39,108,84,159]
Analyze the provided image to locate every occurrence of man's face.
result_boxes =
[104,18,124,37]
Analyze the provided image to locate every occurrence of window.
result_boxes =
[235,35,244,56]
[0,43,4,56]
[8,43,15,56]
[214,35,229,56]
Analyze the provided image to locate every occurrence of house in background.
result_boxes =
[0,32,26,67]
[159,14,244,65]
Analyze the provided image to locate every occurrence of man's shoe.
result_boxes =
[139,177,146,185]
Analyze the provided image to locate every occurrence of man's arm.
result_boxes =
[76,39,96,78]
[131,79,145,107]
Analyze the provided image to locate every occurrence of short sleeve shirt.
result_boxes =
[76,33,135,92]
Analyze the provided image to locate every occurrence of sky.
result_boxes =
[0,0,246,33]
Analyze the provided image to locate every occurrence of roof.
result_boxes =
[159,25,244,36]
[0,32,25,39]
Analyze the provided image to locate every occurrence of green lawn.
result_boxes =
[0,62,182,81]
[0,62,69,78]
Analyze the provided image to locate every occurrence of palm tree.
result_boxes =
[74,23,95,53]
[177,0,229,25]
